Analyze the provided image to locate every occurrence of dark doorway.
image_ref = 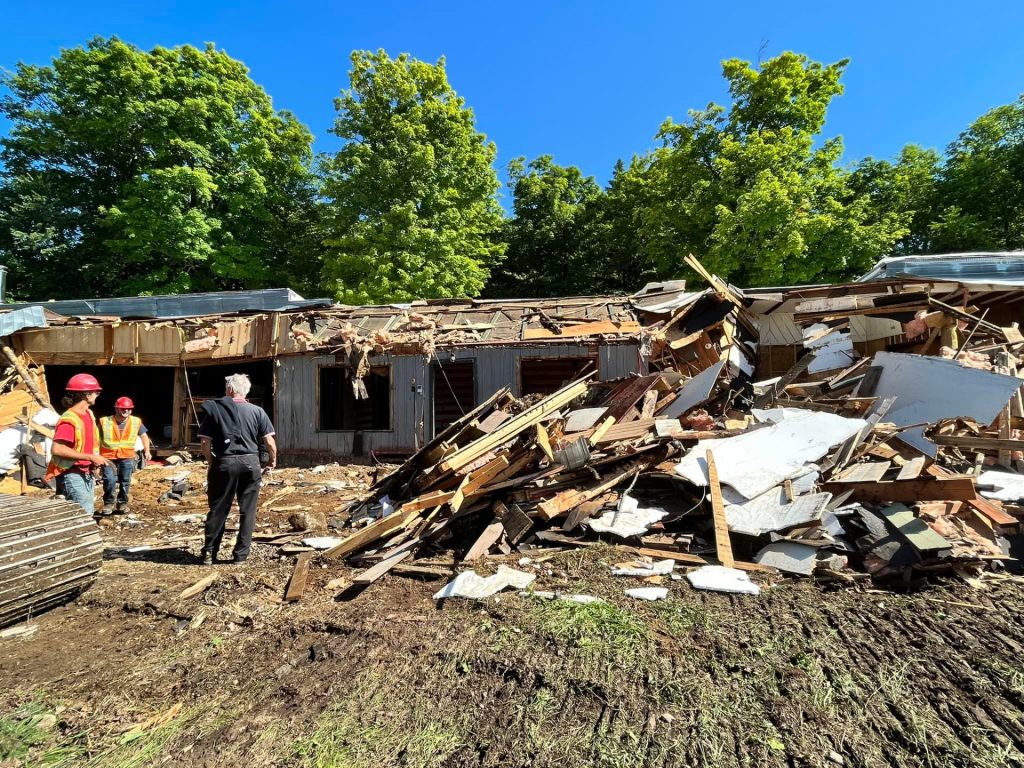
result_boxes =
[182,361,275,443]
[519,357,596,397]
[431,360,475,436]
[44,365,176,445]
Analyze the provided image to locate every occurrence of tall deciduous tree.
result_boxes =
[0,37,318,300]
[929,96,1024,252]
[487,155,602,298]
[630,52,910,286]
[321,50,504,304]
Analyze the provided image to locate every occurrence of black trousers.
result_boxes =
[203,454,262,560]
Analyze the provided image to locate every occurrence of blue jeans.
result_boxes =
[56,471,96,516]
[102,458,135,508]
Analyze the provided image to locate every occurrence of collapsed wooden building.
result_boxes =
[3,251,1024,467]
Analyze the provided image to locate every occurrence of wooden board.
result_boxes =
[820,476,977,504]
[284,552,313,601]
[522,320,641,339]
[705,451,735,568]
[896,456,926,481]
[321,509,419,560]
[462,520,505,561]
[180,571,219,600]
[626,547,777,574]
[833,462,890,483]
[352,550,413,585]
[930,434,1024,452]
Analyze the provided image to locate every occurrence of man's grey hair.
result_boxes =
[225,373,251,398]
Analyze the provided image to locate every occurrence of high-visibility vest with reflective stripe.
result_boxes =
[99,415,142,459]
[45,408,100,480]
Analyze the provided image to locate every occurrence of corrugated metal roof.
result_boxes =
[859,252,1024,285]
[4,288,332,320]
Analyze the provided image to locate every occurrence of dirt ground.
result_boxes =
[3,461,1024,768]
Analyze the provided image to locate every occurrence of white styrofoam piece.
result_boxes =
[977,470,1024,501]
[625,586,669,601]
[686,565,760,595]
[870,352,1022,457]
[753,541,818,575]
[31,408,58,427]
[301,536,345,550]
[611,559,676,577]
[587,493,668,538]
[674,410,866,499]
[433,565,536,600]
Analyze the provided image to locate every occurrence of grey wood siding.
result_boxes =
[274,341,643,462]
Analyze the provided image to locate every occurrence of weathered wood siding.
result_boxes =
[274,342,643,462]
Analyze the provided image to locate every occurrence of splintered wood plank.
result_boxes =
[321,509,419,560]
[353,550,413,585]
[180,571,219,600]
[441,378,590,473]
[639,389,659,419]
[399,490,456,513]
[602,374,662,421]
[896,456,926,480]
[589,416,616,446]
[494,501,533,544]
[705,450,735,568]
[284,553,314,601]
[463,520,505,561]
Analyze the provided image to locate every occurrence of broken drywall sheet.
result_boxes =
[433,565,536,600]
[870,351,1022,456]
[675,410,866,500]
[803,324,856,374]
[686,565,761,595]
[625,587,669,601]
[976,470,1024,501]
[753,541,818,575]
[564,407,609,433]
[611,559,676,577]
[660,360,727,418]
[725,489,832,537]
[587,493,669,538]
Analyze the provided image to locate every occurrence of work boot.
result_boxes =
[201,551,215,566]
[115,505,129,516]
[99,506,114,516]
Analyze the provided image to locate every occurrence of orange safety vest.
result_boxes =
[99,415,142,459]
[46,408,101,481]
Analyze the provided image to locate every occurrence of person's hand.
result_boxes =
[91,454,111,467]
[143,451,152,461]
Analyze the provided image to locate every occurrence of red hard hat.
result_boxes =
[115,396,135,409]
[66,373,101,392]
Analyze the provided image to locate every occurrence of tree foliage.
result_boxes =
[0,37,317,300]
[321,50,504,305]
[633,52,910,286]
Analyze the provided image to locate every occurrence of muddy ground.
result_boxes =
[3,461,1024,767]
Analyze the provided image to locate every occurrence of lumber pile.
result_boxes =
[312,260,1024,592]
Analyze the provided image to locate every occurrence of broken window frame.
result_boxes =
[317,364,393,432]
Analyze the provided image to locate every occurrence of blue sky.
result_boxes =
[2,0,1024,192]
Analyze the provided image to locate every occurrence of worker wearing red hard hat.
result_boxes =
[98,396,152,515]
[46,373,111,516]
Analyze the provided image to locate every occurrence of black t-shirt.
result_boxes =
[198,399,275,457]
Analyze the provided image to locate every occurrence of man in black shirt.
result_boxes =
[198,373,277,565]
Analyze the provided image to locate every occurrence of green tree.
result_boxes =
[0,37,319,300]
[849,145,942,254]
[321,50,504,304]
[487,155,602,297]
[929,95,1024,251]
[630,52,909,286]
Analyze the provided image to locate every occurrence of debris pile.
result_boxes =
[303,262,1024,596]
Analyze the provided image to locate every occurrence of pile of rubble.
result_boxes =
[301,261,1024,596]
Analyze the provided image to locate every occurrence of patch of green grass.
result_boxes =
[650,601,715,634]
[0,701,86,767]
[527,597,651,659]
[290,673,469,768]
